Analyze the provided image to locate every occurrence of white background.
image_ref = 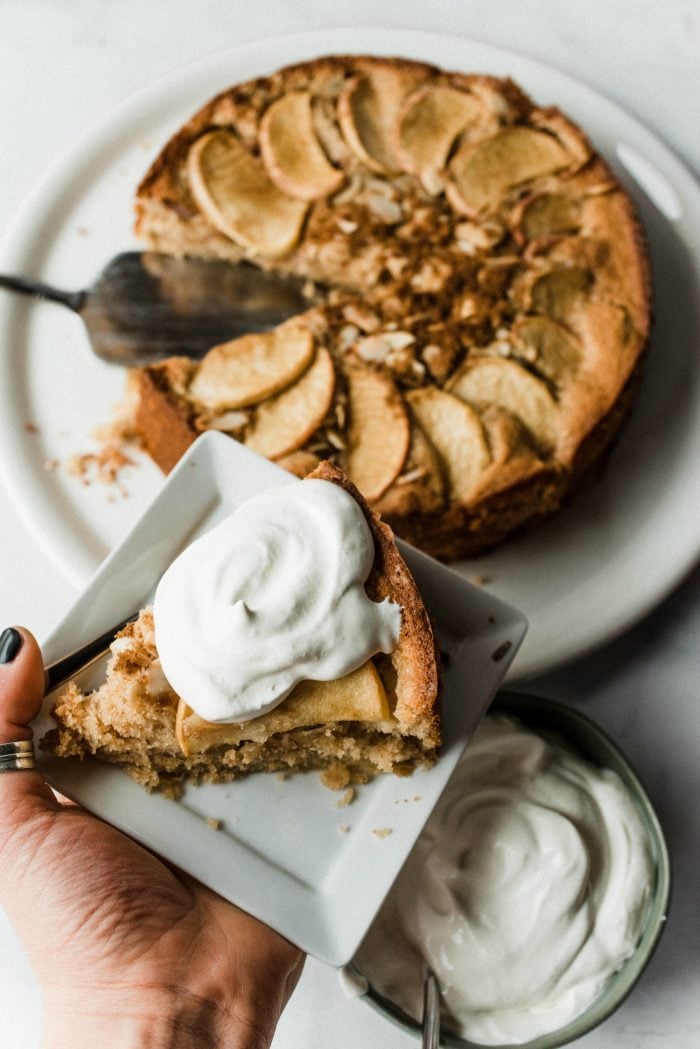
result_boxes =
[0,1,699,1046]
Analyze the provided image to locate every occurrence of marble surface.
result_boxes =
[0,2,699,1046]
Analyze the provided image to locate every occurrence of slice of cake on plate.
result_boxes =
[43,462,440,797]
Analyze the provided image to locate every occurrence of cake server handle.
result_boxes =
[0,273,85,312]
[44,614,139,694]
[422,968,441,1049]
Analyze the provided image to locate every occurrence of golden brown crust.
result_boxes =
[309,460,440,742]
[128,54,651,559]
[129,364,197,472]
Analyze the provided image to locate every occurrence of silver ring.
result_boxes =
[0,739,37,772]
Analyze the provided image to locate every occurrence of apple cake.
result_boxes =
[128,55,650,559]
[43,462,441,797]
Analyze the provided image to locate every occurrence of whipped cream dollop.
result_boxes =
[153,479,402,724]
[354,716,654,1045]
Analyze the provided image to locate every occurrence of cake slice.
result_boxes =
[43,462,441,797]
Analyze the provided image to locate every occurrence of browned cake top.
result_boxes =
[132,55,650,558]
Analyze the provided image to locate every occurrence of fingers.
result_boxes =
[0,627,45,739]
[0,626,58,826]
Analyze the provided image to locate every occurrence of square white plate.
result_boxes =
[36,432,526,966]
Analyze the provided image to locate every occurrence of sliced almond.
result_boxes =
[189,326,315,412]
[259,91,345,201]
[396,84,481,178]
[447,127,571,215]
[342,362,410,501]
[176,660,389,755]
[203,409,249,434]
[338,69,411,174]
[406,387,490,504]
[355,331,415,363]
[449,357,559,453]
[245,346,335,459]
[187,130,308,257]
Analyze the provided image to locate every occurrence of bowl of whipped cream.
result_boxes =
[350,692,671,1048]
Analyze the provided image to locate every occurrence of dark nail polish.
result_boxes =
[0,628,23,665]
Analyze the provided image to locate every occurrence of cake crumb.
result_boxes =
[276,771,288,781]
[320,764,351,791]
[339,824,351,834]
[413,795,422,802]
[469,574,490,586]
[24,422,39,434]
[206,817,222,830]
[372,827,393,839]
[336,788,355,809]
[66,443,135,488]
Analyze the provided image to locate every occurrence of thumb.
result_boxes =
[0,627,59,826]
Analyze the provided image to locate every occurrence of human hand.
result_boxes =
[0,627,304,1049]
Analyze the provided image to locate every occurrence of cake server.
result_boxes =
[0,252,311,365]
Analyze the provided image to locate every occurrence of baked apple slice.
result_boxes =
[245,346,335,459]
[187,130,308,257]
[176,660,390,755]
[338,67,415,174]
[449,357,559,453]
[342,362,410,501]
[447,127,571,214]
[374,419,447,516]
[512,191,581,242]
[395,84,481,180]
[188,325,315,411]
[512,315,582,385]
[260,91,345,201]
[530,266,593,322]
[406,387,490,503]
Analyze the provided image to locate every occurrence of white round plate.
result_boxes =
[1,28,700,679]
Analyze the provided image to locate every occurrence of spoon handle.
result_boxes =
[0,273,85,312]
[422,969,441,1049]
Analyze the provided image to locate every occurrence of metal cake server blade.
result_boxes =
[0,252,311,365]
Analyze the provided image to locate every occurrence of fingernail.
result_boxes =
[0,628,23,665]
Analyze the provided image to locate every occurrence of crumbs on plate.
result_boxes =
[320,764,351,791]
[336,788,355,809]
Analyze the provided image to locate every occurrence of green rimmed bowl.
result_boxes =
[355,691,672,1049]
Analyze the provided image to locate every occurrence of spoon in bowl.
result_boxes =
[422,968,441,1048]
